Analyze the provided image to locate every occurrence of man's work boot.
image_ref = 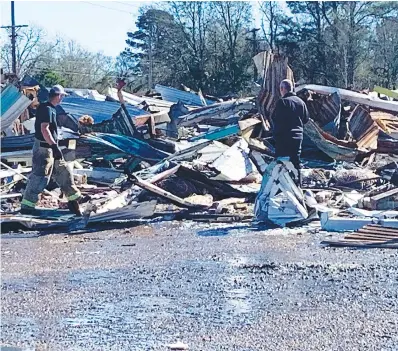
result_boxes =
[67,200,82,217]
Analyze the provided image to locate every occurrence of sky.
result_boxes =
[0,0,265,58]
[0,0,146,57]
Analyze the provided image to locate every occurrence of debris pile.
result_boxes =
[1,52,398,243]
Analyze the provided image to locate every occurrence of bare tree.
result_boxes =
[212,2,252,90]
[259,1,284,52]
[169,1,212,89]
[1,26,59,77]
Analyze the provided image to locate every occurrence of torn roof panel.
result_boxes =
[306,91,341,128]
[349,105,379,150]
[1,84,31,132]
[106,87,173,109]
[155,84,215,107]
[57,96,147,123]
[63,88,106,101]
[304,119,364,161]
[296,84,398,113]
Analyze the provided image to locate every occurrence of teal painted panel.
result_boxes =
[1,85,22,116]
[188,124,239,142]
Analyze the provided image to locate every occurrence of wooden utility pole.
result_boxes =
[1,1,28,76]
[148,32,153,90]
[246,28,260,80]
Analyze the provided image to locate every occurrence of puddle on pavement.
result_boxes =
[196,224,251,237]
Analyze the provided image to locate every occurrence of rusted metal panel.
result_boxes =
[349,105,379,150]
[305,91,341,128]
[254,51,294,126]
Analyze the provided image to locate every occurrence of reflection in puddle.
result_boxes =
[225,287,252,314]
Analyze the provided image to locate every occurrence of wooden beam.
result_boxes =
[133,176,210,209]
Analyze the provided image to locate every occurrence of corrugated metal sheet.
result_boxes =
[106,87,173,109]
[304,119,364,162]
[57,96,147,123]
[80,133,169,162]
[305,92,341,128]
[155,84,215,106]
[0,133,35,151]
[297,84,398,113]
[64,88,106,101]
[349,105,379,150]
[0,84,31,132]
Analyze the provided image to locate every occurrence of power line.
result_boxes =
[114,1,139,9]
[81,1,134,14]
[29,68,117,77]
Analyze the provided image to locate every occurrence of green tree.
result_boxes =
[33,68,66,87]
[120,8,184,90]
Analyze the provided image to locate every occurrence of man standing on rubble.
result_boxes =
[271,79,310,185]
[21,85,82,216]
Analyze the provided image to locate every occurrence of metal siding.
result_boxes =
[155,84,215,106]
[58,96,147,123]
[1,85,32,132]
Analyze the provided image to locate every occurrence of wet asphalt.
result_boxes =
[1,221,398,351]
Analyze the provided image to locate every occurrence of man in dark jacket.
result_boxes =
[271,79,310,184]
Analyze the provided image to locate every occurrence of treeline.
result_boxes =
[1,26,115,92]
[2,1,398,96]
[120,1,398,96]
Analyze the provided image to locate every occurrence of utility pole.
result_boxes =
[148,32,153,91]
[246,28,260,81]
[1,1,28,76]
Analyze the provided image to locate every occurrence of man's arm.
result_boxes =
[39,106,63,159]
[116,79,127,106]
[302,103,310,125]
[41,123,57,145]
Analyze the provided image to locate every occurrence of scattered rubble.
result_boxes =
[1,52,398,248]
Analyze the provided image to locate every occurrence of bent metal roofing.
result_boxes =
[57,96,147,123]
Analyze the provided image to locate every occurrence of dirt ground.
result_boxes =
[1,221,398,350]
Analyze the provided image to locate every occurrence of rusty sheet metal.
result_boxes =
[349,105,379,150]
[322,224,398,248]
[305,92,341,128]
[257,89,274,122]
[254,51,294,126]
[304,119,365,162]
[377,131,398,154]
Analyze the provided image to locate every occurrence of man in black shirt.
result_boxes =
[271,79,310,184]
[21,85,82,216]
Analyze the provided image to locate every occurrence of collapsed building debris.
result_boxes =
[1,51,398,246]
[322,224,398,248]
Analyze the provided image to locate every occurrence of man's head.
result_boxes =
[280,79,294,97]
[48,84,67,105]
